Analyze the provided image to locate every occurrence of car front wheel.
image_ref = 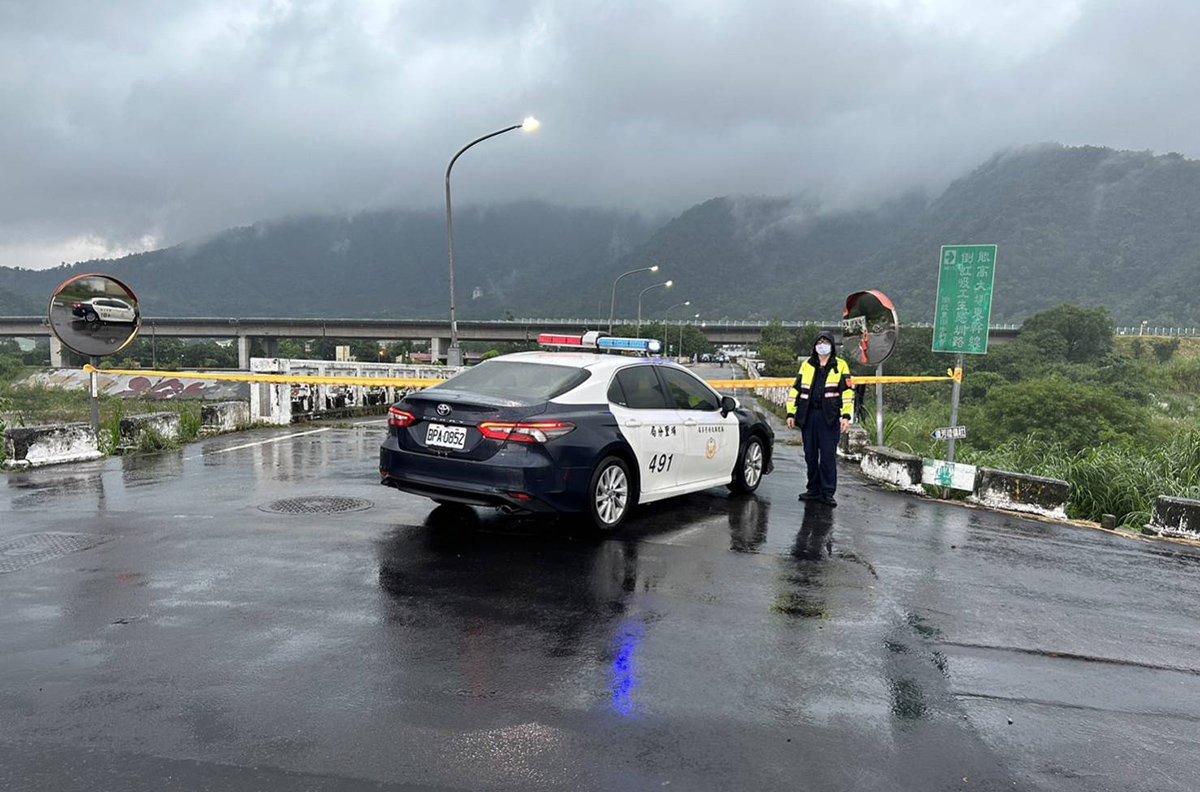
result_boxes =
[588,456,632,532]
[729,436,765,493]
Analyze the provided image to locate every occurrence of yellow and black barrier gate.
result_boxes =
[84,364,964,392]
[703,370,963,391]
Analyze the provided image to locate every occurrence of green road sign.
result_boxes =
[932,244,997,354]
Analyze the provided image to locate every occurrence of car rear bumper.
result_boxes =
[379,435,591,513]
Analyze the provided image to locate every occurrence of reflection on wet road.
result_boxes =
[2,417,1200,790]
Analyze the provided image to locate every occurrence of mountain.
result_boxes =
[2,144,1199,324]
[0,286,38,314]
[626,144,1200,323]
[0,202,657,320]
[870,144,1200,323]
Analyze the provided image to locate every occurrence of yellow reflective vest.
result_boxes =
[786,357,855,422]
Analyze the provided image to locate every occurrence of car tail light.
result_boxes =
[388,407,416,428]
[478,421,575,444]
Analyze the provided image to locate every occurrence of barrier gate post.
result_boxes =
[946,353,964,465]
[875,363,884,446]
[88,356,101,436]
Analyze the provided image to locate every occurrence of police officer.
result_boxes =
[785,331,855,506]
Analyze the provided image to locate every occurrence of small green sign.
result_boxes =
[932,244,997,355]
[921,459,977,491]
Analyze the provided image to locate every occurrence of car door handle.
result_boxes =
[683,419,697,426]
[624,419,642,428]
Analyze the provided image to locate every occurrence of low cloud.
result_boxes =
[2,0,1198,268]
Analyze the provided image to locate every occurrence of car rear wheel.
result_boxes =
[588,456,632,532]
[729,436,765,494]
[84,310,99,323]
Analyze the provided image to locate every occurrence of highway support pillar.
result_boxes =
[49,335,65,368]
[237,336,252,370]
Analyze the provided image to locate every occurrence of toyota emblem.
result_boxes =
[436,403,452,417]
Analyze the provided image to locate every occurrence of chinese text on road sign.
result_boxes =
[933,244,997,355]
[931,425,967,441]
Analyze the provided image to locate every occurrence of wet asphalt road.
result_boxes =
[3,380,1200,790]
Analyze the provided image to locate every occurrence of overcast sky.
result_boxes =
[2,0,1197,269]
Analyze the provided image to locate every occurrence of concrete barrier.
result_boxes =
[118,412,181,451]
[1146,496,1200,540]
[201,401,250,434]
[969,468,1070,520]
[860,446,924,493]
[838,425,870,461]
[3,423,102,469]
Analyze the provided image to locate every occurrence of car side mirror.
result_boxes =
[720,395,738,417]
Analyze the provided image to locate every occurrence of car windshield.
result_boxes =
[433,361,590,402]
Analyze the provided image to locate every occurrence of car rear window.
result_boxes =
[433,361,590,402]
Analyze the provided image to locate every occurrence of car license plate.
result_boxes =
[426,423,467,451]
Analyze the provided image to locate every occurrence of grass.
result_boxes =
[1115,335,1200,362]
[959,431,1200,528]
[2,375,206,461]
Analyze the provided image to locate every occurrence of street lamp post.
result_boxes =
[681,312,699,360]
[636,280,672,336]
[608,265,659,333]
[444,116,540,367]
[663,300,691,359]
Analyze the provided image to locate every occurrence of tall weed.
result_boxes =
[964,431,1200,527]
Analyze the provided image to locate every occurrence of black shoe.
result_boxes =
[820,495,837,507]
[798,491,819,501]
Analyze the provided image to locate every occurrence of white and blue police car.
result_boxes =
[379,332,775,531]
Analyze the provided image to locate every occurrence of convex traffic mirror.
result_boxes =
[841,290,898,366]
[48,273,142,358]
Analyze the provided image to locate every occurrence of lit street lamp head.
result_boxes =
[650,264,659,272]
[665,280,674,288]
[522,116,541,132]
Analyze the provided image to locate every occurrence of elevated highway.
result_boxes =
[0,314,1026,367]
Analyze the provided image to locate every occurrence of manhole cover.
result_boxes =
[0,532,109,575]
[259,496,374,515]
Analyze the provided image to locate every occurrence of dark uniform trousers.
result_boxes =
[801,413,840,497]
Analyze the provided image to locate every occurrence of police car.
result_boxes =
[379,332,774,531]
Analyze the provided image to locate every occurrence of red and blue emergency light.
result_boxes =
[537,332,662,354]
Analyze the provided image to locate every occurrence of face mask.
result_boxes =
[815,343,832,356]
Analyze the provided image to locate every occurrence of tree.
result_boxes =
[970,376,1146,454]
[1019,304,1114,364]
[758,320,822,358]
[759,345,798,377]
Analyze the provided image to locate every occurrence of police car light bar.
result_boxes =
[537,332,662,354]
[597,336,662,353]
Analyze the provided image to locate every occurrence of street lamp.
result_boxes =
[681,312,699,360]
[443,116,540,366]
[663,300,691,358]
[608,265,659,333]
[636,280,672,336]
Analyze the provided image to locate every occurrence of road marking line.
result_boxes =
[201,427,332,456]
